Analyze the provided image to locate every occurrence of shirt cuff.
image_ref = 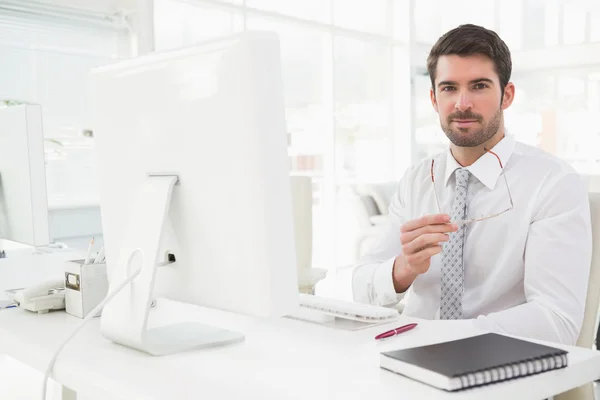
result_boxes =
[369,257,399,306]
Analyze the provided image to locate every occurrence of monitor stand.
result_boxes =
[100,174,244,356]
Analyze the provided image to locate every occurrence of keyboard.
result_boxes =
[289,293,399,324]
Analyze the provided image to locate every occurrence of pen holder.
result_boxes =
[64,259,108,319]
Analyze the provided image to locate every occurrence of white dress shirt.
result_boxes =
[352,134,592,345]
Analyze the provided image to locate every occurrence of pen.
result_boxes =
[83,237,95,265]
[93,245,105,264]
[375,323,418,340]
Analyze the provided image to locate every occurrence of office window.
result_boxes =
[504,73,554,148]
[391,45,412,173]
[562,3,587,45]
[333,36,392,264]
[522,0,547,49]
[246,0,330,23]
[413,73,446,161]
[414,0,496,45]
[393,1,410,42]
[0,9,128,207]
[591,12,600,42]
[543,0,560,47]
[154,0,243,50]
[245,16,333,265]
[497,0,523,50]
[503,70,600,176]
[334,36,392,183]
[332,0,389,35]
[438,0,495,34]
[155,0,407,269]
[413,0,440,44]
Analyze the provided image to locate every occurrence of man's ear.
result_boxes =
[430,87,439,113]
[501,82,515,110]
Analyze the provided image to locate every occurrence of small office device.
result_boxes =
[0,104,50,246]
[7,279,65,313]
[92,32,298,355]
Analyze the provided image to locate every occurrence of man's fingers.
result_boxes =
[400,223,458,244]
[406,245,443,266]
[402,233,449,254]
[401,214,450,233]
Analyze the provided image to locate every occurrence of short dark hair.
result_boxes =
[427,24,512,93]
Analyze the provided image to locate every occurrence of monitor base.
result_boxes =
[142,322,244,356]
[100,175,244,356]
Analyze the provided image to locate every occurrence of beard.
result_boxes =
[441,108,502,147]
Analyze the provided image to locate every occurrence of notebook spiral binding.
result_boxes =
[455,353,568,390]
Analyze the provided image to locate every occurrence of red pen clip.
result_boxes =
[375,323,418,340]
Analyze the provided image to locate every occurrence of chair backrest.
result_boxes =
[577,192,600,348]
[290,176,312,274]
[355,182,398,216]
[359,195,381,220]
[554,193,600,400]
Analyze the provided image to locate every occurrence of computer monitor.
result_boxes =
[91,32,298,356]
[0,104,50,247]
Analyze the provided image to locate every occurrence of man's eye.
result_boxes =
[441,86,456,92]
[473,83,488,90]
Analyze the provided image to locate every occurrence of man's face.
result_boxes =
[429,54,514,147]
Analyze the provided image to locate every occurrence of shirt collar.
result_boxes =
[443,133,516,190]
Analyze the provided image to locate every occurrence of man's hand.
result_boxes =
[392,214,458,293]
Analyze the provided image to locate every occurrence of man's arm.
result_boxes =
[352,187,406,306]
[471,173,592,345]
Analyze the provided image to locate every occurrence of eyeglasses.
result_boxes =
[431,148,514,226]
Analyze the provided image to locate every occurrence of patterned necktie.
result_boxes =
[440,168,470,320]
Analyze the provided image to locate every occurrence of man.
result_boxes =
[352,24,592,345]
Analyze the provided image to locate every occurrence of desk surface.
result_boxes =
[1,300,600,400]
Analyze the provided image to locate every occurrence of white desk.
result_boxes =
[1,299,600,400]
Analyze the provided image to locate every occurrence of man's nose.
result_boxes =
[455,92,473,112]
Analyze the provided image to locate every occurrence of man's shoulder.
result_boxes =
[512,141,588,205]
[512,141,577,177]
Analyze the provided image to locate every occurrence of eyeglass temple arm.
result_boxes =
[431,159,443,214]
[485,147,514,208]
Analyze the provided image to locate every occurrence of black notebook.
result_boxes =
[380,333,568,391]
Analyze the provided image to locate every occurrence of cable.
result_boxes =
[41,249,144,400]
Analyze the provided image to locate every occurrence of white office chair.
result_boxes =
[555,192,600,400]
[290,176,326,293]
[354,182,398,259]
